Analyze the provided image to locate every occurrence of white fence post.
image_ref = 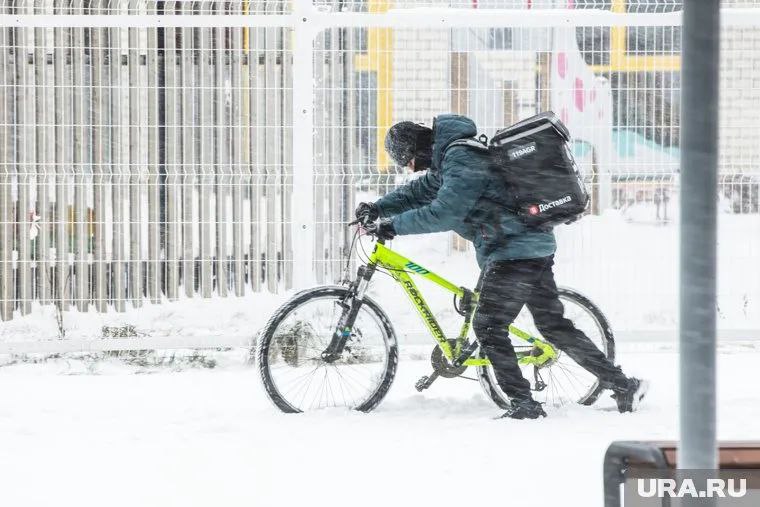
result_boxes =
[291,0,316,290]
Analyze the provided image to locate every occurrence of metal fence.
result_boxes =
[1,0,759,351]
[1,1,295,322]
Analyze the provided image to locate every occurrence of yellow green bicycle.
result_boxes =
[256,222,615,413]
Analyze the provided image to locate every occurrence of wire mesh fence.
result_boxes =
[0,0,759,350]
[3,1,293,15]
[1,2,293,323]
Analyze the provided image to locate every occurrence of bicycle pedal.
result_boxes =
[414,372,439,392]
[414,377,429,392]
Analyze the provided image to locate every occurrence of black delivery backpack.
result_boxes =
[450,111,590,230]
[489,111,590,229]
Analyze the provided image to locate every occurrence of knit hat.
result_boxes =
[384,122,433,171]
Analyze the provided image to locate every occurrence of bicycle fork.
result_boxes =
[320,264,376,363]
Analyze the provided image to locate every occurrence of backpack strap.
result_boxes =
[443,137,489,156]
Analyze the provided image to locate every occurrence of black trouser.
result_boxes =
[472,255,626,401]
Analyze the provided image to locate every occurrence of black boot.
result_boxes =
[500,398,547,420]
[611,377,649,413]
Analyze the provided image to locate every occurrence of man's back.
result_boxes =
[377,114,556,268]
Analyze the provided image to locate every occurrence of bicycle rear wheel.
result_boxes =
[256,286,398,413]
[477,287,614,409]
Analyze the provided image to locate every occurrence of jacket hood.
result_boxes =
[431,114,478,170]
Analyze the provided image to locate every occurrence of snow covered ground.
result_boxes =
[0,203,757,506]
[1,343,760,507]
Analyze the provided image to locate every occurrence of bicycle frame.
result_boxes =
[366,240,557,368]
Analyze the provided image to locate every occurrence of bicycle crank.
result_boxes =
[430,342,468,378]
[533,367,547,392]
[415,341,469,392]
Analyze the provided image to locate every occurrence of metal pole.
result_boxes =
[0,8,13,321]
[180,9,195,299]
[164,0,179,301]
[147,0,161,304]
[679,0,720,471]
[214,4,228,297]
[291,0,315,289]
[199,22,213,298]
[91,0,105,312]
[230,14,246,297]
[128,17,142,307]
[72,1,88,312]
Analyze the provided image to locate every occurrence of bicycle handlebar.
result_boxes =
[349,215,373,227]
[348,218,385,244]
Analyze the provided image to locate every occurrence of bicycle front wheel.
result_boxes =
[256,286,398,413]
[477,287,615,410]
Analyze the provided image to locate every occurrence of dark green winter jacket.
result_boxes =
[375,114,556,268]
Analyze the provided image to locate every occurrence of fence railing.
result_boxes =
[1,0,759,352]
[1,2,297,322]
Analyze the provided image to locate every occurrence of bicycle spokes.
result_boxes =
[265,295,392,411]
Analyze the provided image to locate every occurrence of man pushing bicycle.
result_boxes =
[356,114,648,419]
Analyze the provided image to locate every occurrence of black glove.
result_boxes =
[364,218,396,240]
[355,202,379,224]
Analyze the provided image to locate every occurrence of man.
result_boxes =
[357,114,647,419]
